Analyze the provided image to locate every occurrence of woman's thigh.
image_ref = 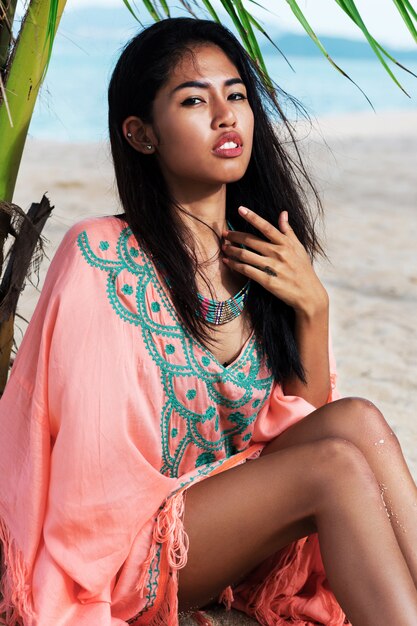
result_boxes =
[178,436,373,612]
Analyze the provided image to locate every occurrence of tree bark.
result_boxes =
[0,194,53,393]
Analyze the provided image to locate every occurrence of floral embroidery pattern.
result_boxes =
[77,225,274,479]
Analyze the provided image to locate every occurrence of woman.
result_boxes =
[1,17,416,626]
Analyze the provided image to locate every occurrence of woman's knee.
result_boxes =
[310,436,380,502]
[332,396,400,449]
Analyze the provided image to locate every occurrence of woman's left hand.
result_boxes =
[222,206,328,318]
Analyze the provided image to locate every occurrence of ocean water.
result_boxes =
[25,7,417,142]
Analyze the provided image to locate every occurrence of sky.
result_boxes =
[63,0,417,50]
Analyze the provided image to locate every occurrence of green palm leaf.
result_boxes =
[393,0,417,42]
[0,0,67,202]
[202,0,417,95]
[333,0,413,94]
[121,0,143,23]
[284,0,376,107]
[246,11,295,71]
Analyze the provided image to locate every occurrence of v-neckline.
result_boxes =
[142,241,256,373]
[216,328,256,371]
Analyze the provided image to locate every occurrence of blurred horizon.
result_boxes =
[21,4,417,142]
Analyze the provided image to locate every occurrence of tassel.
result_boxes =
[218,585,234,610]
[149,570,179,626]
[190,610,214,625]
[250,541,304,625]
[135,541,159,596]
[0,518,33,626]
[142,491,189,625]
[153,491,189,569]
[232,537,347,625]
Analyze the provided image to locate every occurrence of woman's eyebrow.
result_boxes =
[170,77,244,95]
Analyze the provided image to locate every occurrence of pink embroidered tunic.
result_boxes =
[0,215,345,625]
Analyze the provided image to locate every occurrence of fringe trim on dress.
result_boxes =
[218,585,234,610]
[190,611,213,625]
[0,518,34,626]
[133,491,190,626]
[232,537,347,626]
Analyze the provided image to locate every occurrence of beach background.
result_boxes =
[8,2,417,624]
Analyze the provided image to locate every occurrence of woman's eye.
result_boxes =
[181,97,204,106]
[181,93,247,106]
[229,92,247,100]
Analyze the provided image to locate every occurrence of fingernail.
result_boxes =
[238,206,248,215]
[284,211,288,221]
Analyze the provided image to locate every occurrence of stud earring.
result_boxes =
[127,132,132,138]
[146,144,152,150]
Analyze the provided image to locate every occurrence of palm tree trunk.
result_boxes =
[0,0,66,391]
[0,0,18,72]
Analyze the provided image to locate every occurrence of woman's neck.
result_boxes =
[171,183,228,263]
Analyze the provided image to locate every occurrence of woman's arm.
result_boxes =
[222,206,332,407]
[282,295,330,407]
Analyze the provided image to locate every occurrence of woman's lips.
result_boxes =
[212,132,243,157]
[213,145,243,158]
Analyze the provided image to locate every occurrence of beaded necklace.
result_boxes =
[197,221,250,325]
[153,220,250,325]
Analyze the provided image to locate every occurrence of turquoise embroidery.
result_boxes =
[196,451,216,467]
[77,225,274,622]
[126,544,162,623]
[77,225,274,482]
[204,406,216,421]
[228,411,247,427]
[122,284,133,295]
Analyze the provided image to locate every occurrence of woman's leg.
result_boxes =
[261,397,417,584]
[178,437,417,626]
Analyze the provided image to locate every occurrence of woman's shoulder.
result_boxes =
[54,214,139,267]
[63,214,129,247]
[43,214,134,293]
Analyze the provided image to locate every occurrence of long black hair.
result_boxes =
[108,17,323,385]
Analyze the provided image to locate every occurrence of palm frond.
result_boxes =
[40,0,60,81]
[173,0,417,97]
[284,0,375,107]
[199,0,221,23]
[246,11,295,71]
[393,0,417,43]
[141,0,163,21]
[332,0,413,95]
[121,0,143,22]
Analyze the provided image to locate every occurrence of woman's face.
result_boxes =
[146,44,254,192]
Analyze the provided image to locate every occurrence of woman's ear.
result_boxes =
[122,116,157,154]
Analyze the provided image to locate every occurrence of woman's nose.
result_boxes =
[211,99,236,129]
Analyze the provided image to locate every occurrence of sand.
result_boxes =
[10,108,417,625]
